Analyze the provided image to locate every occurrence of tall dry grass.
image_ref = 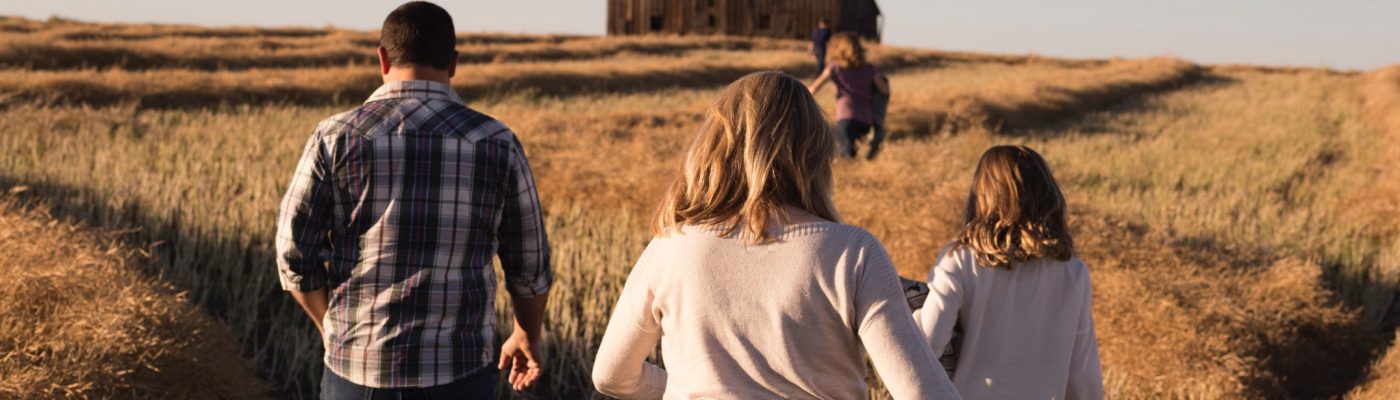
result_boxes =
[0,100,670,397]
[0,194,265,399]
[1,66,1382,399]
[2,18,1394,399]
[1343,65,1400,400]
[0,16,1091,72]
[0,30,801,70]
[881,57,1201,136]
[0,15,571,44]
[834,69,1390,397]
[1349,323,1400,399]
[0,47,962,108]
[1349,66,1400,242]
[0,56,1209,396]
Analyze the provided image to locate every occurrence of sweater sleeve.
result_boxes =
[592,246,668,399]
[853,237,962,400]
[1066,269,1104,400]
[919,248,964,363]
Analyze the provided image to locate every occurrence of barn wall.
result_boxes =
[608,0,877,41]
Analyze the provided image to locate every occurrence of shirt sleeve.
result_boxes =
[1066,270,1105,400]
[919,248,965,363]
[274,130,336,292]
[853,237,962,400]
[497,134,553,298]
[592,247,667,399]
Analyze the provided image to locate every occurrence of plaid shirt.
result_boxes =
[275,80,552,388]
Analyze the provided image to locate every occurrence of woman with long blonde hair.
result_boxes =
[592,71,960,399]
[809,32,889,159]
[919,145,1103,399]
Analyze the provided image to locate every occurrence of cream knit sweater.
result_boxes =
[919,247,1103,399]
[592,222,961,399]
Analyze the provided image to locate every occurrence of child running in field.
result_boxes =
[918,145,1104,399]
[809,32,889,160]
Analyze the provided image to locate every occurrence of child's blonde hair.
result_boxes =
[653,71,839,242]
[957,145,1074,268]
[827,32,867,69]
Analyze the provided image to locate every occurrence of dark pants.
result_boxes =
[870,92,889,160]
[814,49,826,76]
[321,367,498,400]
[837,119,872,159]
[868,121,886,160]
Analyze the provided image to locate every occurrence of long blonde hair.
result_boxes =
[653,71,839,242]
[827,32,867,69]
[957,145,1074,268]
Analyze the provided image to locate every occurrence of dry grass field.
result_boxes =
[0,195,265,399]
[0,16,1397,399]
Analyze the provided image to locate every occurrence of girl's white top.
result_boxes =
[592,222,961,399]
[919,246,1104,400]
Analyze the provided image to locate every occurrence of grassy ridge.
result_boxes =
[0,195,266,399]
[1344,65,1400,400]
[0,16,570,44]
[0,14,1087,72]
[880,57,1201,137]
[0,47,963,108]
[0,33,801,71]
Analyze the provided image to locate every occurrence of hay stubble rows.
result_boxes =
[1,16,1397,399]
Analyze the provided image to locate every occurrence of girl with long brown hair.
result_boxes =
[809,32,889,159]
[592,71,960,399]
[919,145,1103,399]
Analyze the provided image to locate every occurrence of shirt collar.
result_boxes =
[365,80,464,105]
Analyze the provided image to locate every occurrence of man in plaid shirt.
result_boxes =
[275,2,552,398]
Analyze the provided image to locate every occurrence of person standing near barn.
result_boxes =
[809,18,832,75]
[809,32,889,159]
[275,2,552,398]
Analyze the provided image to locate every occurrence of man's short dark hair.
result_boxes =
[381,1,457,70]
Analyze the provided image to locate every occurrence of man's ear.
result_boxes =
[447,50,458,78]
[377,47,392,75]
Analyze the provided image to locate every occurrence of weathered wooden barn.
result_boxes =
[607,0,882,42]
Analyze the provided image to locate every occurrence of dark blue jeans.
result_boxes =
[814,49,826,76]
[321,367,497,400]
[837,119,872,159]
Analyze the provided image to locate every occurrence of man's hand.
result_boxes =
[290,288,329,335]
[499,293,548,391]
[498,330,542,391]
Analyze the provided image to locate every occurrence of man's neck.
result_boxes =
[382,66,452,85]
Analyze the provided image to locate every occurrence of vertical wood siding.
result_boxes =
[606,0,880,41]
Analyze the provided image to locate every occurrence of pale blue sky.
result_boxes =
[6,0,1397,70]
